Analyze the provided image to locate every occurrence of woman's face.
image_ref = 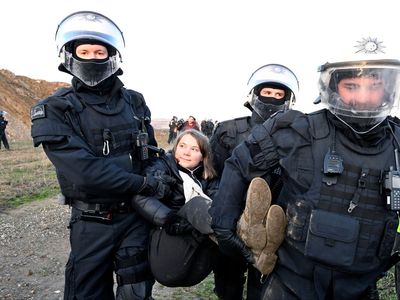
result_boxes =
[175,134,203,170]
[337,76,385,110]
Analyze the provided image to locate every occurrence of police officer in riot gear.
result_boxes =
[209,64,299,299]
[210,35,400,299]
[31,11,172,299]
[210,64,299,176]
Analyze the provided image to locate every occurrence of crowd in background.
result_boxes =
[168,115,217,144]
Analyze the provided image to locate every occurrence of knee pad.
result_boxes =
[116,280,154,300]
[115,250,153,285]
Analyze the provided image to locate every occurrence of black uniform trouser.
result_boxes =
[0,131,9,149]
[213,252,263,300]
[261,263,383,300]
[64,207,154,300]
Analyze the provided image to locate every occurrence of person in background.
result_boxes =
[31,11,173,299]
[181,115,200,131]
[168,115,179,144]
[0,111,10,150]
[211,35,400,299]
[210,63,299,300]
[201,119,215,139]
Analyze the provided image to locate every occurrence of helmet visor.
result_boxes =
[251,97,287,120]
[55,11,125,61]
[62,49,120,86]
[320,63,400,121]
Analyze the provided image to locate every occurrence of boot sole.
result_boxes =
[237,177,271,250]
[255,205,287,275]
[265,205,286,247]
[244,177,271,227]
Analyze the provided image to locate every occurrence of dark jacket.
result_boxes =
[210,116,253,176]
[0,117,7,132]
[210,111,264,176]
[132,152,219,226]
[31,77,156,204]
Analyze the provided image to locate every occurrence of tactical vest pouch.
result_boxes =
[305,209,360,267]
[378,218,398,259]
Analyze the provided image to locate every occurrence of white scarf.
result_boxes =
[179,171,211,203]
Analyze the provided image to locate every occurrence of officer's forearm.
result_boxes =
[132,195,172,226]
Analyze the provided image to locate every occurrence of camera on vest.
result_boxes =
[136,132,149,160]
[383,167,400,211]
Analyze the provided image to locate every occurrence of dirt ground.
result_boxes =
[0,197,69,299]
[1,196,398,299]
[0,197,196,300]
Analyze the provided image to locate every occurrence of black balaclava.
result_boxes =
[250,82,290,122]
[72,72,122,95]
[254,82,289,103]
[59,39,122,88]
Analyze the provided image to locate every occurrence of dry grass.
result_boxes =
[0,140,59,210]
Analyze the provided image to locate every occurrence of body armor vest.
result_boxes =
[211,117,252,176]
[219,117,252,152]
[278,111,398,273]
[219,116,282,197]
[62,88,147,158]
[53,88,150,201]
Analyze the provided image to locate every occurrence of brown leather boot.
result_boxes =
[254,204,286,275]
[237,177,271,254]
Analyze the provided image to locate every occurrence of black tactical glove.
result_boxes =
[213,227,255,265]
[164,213,194,235]
[138,173,175,199]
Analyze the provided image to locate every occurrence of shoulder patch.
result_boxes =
[31,104,46,121]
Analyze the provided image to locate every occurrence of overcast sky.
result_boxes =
[1,0,399,121]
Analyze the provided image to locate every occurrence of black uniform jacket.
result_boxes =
[210,109,400,231]
[31,77,156,204]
